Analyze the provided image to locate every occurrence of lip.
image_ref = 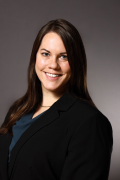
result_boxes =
[44,72,62,81]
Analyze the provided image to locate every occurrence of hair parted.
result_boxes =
[0,19,96,135]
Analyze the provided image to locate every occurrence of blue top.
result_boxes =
[8,109,47,163]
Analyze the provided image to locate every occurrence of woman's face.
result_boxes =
[35,32,71,94]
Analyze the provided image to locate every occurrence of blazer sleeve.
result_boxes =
[60,112,113,180]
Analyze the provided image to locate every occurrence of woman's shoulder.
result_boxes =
[66,98,113,145]
[68,98,112,129]
[71,98,100,116]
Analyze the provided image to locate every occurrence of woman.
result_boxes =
[0,19,113,180]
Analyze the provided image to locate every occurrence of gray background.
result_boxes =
[0,0,120,179]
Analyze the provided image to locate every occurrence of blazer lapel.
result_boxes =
[8,92,77,178]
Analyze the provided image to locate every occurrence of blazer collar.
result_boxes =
[1,92,77,179]
[55,92,77,111]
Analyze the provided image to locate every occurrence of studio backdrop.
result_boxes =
[0,0,120,180]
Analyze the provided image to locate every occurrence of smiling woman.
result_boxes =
[0,19,113,180]
[35,32,71,96]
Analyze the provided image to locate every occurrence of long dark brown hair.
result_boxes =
[0,19,96,135]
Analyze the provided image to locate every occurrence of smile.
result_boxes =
[44,72,62,81]
[45,72,62,77]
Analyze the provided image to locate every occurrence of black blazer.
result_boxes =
[0,92,113,180]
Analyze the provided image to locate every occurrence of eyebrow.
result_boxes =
[40,48,67,54]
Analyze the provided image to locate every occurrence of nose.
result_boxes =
[48,56,60,69]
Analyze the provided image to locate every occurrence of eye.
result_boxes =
[60,55,68,60]
[42,52,50,57]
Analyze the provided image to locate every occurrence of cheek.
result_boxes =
[62,62,71,75]
[35,58,45,70]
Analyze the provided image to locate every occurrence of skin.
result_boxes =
[33,32,71,117]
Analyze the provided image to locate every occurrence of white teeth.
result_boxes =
[46,72,60,77]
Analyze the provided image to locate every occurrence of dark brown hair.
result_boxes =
[0,19,96,135]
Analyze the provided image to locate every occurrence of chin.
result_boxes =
[46,87,60,92]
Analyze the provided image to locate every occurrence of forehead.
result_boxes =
[40,32,66,52]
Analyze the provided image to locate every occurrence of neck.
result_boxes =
[41,90,65,107]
